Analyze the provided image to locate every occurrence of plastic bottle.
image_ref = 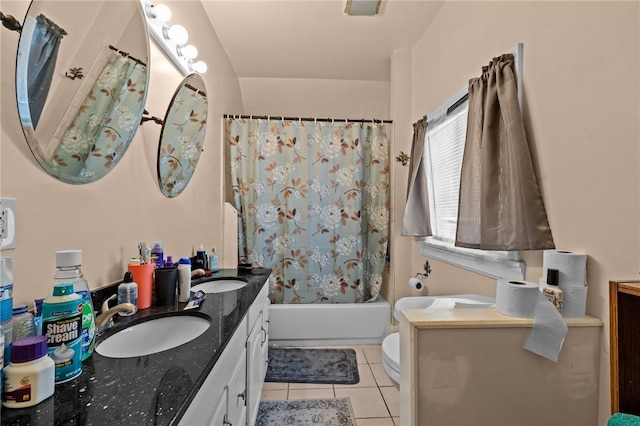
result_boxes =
[2,335,54,408]
[117,272,138,316]
[209,248,219,272]
[541,268,563,313]
[53,250,96,361]
[12,305,35,342]
[1,257,14,366]
[42,283,82,383]
[151,242,164,268]
[178,258,192,303]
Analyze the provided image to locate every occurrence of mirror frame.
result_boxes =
[15,0,151,184]
[156,73,208,198]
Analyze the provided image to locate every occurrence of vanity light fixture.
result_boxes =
[177,44,198,60]
[141,0,207,75]
[189,61,207,74]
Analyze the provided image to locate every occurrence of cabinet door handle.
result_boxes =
[223,414,232,426]
[261,327,267,345]
[238,390,246,402]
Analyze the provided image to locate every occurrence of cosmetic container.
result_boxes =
[117,272,138,316]
[541,268,563,313]
[209,248,219,272]
[53,250,96,361]
[11,305,35,342]
[178,258,192,303]
[2,336,54,408]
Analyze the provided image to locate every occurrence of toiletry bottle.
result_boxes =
[151,242,164,268]
[42,283,83,383]
[117,272,138,316]
[1,257,14,366]
[53,250,96,361]
[541,268,563,313]
[165,256,174,268]
[2,335,55,408]
[209,248,219,272]
[178,258,192,303]
[194,244,207,271]
[12,304,35,342]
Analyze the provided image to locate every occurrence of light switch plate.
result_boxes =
[0,198,16,250]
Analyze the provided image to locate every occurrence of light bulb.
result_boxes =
[145,3,171,22]
[166,24,188,46]
[190,61,207,74]
[178,45,198,60]
[154,4,172,22]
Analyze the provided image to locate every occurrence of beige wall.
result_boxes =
[238,77,390,119]
[0,1,242,307]
[397,1,639,424]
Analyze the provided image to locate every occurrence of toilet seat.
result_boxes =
[381,332,400,386]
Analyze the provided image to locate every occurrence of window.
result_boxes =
[418,44,525,280]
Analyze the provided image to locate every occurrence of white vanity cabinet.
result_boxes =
[246,283,270,426]
[179,282,270,426]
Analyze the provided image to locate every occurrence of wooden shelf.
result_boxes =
[610,280,640,414]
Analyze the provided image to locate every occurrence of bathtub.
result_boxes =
[268,296,391,346]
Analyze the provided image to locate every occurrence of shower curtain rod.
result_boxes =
[108,45,147,67]
[224,114,392,124]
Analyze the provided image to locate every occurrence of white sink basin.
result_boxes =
[96,314,210,358]
[191,279,247,294]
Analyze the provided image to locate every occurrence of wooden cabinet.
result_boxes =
[609,280,640,415]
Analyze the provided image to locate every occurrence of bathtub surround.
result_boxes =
[265,347,359,385]
[256,398,356,426]
[226,117,390,304]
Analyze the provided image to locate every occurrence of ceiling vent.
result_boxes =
[344,0,382,16]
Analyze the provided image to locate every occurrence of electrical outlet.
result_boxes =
[0,198,16,250]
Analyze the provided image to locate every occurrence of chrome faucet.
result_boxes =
[95,294,135,333]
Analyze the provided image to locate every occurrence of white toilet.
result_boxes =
[381,294,496,388]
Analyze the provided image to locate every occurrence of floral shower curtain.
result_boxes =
[158,84,208,196]
[52,53,147,178]
[226,118,390,303]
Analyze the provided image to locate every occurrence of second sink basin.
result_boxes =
[96,313,211,358]
[191,279,247,294]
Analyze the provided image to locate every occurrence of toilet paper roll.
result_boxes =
[408,277,424,292]
[496,280,539,318]
[496,279,568,362]
[543,250,588,317]
[543,250,587,287]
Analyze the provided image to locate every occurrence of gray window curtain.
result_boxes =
[455,54,554,250]
[401,116,431,236]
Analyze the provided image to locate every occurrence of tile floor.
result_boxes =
[261,344,399,425]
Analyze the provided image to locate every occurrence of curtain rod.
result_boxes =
[224,114,392,124]
[108,45,146,67]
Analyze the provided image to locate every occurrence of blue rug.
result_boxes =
[256,398,356,426]
[265,347,359,384]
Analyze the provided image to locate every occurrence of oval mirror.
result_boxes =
[157,73,208,197]
[15,0,150,184]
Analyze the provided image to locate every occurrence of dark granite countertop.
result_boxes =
[1,268,271,426]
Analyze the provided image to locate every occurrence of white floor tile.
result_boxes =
[380,386,400,417]
[288,388,335,400]
[260,389,288,401]
[369,363,395,387]
[335,363,377,388]
[288,382,333,390]
[393,416,400,425]
[362,345,383,364]
[356,418,395,426]
[263,382,288,391]
[335,387,389,418]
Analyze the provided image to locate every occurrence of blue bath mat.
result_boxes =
[265,347,360,384]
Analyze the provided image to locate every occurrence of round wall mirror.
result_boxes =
[15,0,150,184]
[157,73,208,198]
